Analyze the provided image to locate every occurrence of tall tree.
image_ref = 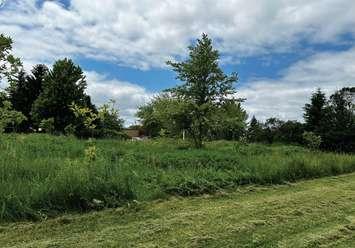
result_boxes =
[0,34,22,86]
[6,65,48,130]
[208,100,247,140]
[31,58,93,132]
[167,34,239,147]
[303,88,328,133]
[323,87,355,152]
[247,116,263,142]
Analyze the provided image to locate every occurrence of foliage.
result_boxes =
[302,131,322,150]
[0,100,26,133]
[303,88,329,133]
[166,34,240,147]
[303,87,355,152]
[39,118,55,134]
[0,34,22,85]
[1,135,355,221]
[97,99,124,136]
[31,58,94,132]
[207,100,248,140]
[137,93,192,138]
[6,64,48,130]
[70,102,98,135]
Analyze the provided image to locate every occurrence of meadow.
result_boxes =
[1,134,355,222]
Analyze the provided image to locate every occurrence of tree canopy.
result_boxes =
[166,34,240,147]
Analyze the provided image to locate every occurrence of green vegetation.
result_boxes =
[1,134,355,222]
[1,173,355,247]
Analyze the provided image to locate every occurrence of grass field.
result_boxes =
[1,134,355,222]
[1,173,355,247]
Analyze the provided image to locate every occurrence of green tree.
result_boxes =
[167,34,239,148]
[247,116,263,142]
[0,34,22,85]
[208,100,247,140]
[322,87,355,152]
[136,103,162,137]
[98,100,123,131]
[0,100,26,133]
[303,89,328,133]
[31,58,93,132]
[137,93,191,138]
[6,64,48,130]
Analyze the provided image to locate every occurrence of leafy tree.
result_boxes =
[247,116,263,142]
[303,89,328,133]
[167,34,239,147]
[39,118,55,134]
[0,34,22,85]
[208,100,247,140]
[262,118,284,144]
[7,65,48,130]
[137,93,191,138]
[7,70,28,114]
[0,100,26,133]
[278,120,305,144]
[303,131,322,150]
[322,87,355,152]
[98,100,124,132]
[31,58,94,132]
[70,103,99,137]
[136,103,162,137]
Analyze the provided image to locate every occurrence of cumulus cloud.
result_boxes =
[239,47,355,121]
[85,71,154,126]
[1,0,355,123]
[1,0,355,68]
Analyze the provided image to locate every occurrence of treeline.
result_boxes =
[1,33,354,152]
[247,87,355,153]
[0,34,125,138]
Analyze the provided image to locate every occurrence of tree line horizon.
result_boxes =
[0,33,354,151]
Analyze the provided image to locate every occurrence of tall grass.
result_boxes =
[1,134,355,221]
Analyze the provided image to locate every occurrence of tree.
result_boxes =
[70,103,99,137]
[0,34,22,86]
[262,118,284,144]
[6,64,51,131]
[167,34,239,148]
[247,116,263,142]
[31,58,93,132]
[137,93,191,138]
[136,103,162,137]
[303,89,328,133]
[322,87,355,152]
[97,100,124,138]
[0,100,26,133]
[208,100,247,140]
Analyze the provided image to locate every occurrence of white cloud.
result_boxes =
[1,0,355,123]
[1,0,355,68]
[85,71,154,126]
[239,47,355,122]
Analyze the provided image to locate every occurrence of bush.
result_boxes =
[303,131,322,150]
[39,118,55,134]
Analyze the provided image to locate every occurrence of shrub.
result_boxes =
[303,131,322,150]
[39,118,55,134]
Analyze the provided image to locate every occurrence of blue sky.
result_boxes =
[1,0,354,124]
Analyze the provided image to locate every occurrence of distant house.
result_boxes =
[123,129,140,138]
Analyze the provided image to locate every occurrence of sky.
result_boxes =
[1,0,354,125]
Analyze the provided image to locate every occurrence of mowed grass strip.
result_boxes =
[1,173,355,247]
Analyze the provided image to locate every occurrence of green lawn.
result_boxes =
[1,173,355,247]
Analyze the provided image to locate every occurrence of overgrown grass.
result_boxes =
[1,134,355,222]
